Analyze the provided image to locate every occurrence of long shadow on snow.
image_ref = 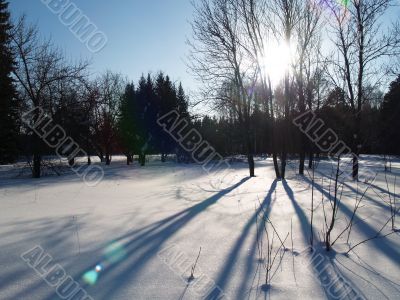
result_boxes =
[0,216,90,300]
[313,169,399,213]
[283,180,367,300]
[208,180,278,299]
[302,176,400,266]
[42,177,251,300]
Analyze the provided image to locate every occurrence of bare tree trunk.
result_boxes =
[32,133,41,178]
[139,153,146,166]
[299,150,306,175]
[247,133,255,177]
[308,152,314,169]
[281,72,290,179]
[248,154,255,177]
[273,153,281,179]
[352,154,359,180]
[269,79,281,180]
[32,153,41,178]
[281,152,287,179]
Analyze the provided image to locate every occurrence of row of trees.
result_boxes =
[188,0,400,179]
[118,73,189,166]
[194,81,400,159]
[0,0,399,180]
[0,0,191,177]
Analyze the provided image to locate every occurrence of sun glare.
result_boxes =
[261,41,293,86]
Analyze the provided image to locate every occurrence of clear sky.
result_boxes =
[8,1,399,103]
[9,0,198,94]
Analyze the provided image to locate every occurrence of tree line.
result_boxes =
[0,0,399,180]
[193,82,400,159]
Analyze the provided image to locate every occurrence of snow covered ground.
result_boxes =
[0,155,399,299]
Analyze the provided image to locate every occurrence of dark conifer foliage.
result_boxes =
[381,75,400,155]
[118,72,191,165]
[118,83,136,164]
[0,0,19,164]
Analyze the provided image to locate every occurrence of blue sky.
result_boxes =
[8,1,399,100]
[9,0,198,93]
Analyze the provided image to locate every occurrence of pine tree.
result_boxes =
[154,72,168,161]
[118,83,136,164]
[135,74,154,166]
[381,75,400,155]
[0,0,19,164]
[176,82,189,118]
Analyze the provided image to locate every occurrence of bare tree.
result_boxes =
[293,1,323,174]
[326,0,400,180]
[188,0,258,177]
[92,71,126,165]
[11,16,88,178]
[267,0,302,179]
[236,0,282,178]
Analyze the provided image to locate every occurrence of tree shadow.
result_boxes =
[282,180,367,300]
[208,180,278,299]
[313,169,397,214]
[302,176,400,266]
[46,177,250,299]
[0,215,91,300]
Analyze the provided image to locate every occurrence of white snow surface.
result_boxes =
[0,155,399,300]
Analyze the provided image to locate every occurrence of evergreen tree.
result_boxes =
[0,0,19,164]
[118,83,136,164]
[135,74,155,166]
[176,82,189,119]
[154,72,170,161]
[381,75,400,155]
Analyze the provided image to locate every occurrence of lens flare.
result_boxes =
[82,270,99,286]
[95,264,103,272]
[103,242,127,264]
[81,242,126,286]
[339,0,349,7]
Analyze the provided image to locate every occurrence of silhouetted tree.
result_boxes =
[381,75,400,155]
[11,17,88,177]
[118,83,136,164]
[0,0,19,164]
[326,0,400,179]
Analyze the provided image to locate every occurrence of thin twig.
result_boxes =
[347,207,400,254]
[189,247,202,280]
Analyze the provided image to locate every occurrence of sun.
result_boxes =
[260,41,293,86]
